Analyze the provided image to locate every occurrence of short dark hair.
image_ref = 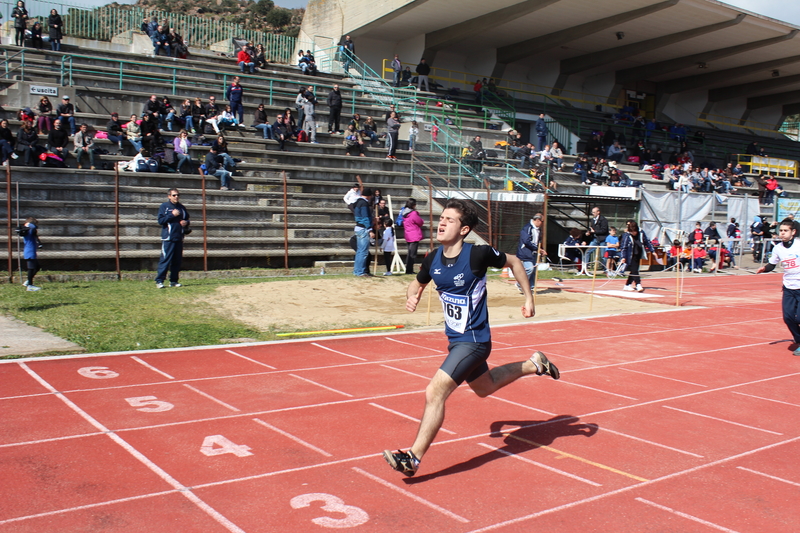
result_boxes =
[444,199,478,234]
[361,187,373,198]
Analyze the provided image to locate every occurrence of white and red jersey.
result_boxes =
[769,239,800,289]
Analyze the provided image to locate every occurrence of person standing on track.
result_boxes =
[756,218,800,356]
[619,219,654,292]
[156,188,190,289]
[515,212,546,294]
[383,198,560,477]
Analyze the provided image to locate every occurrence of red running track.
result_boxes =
[1,274,799,532]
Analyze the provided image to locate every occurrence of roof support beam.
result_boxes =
[748,90,800,110]
[422,0,561,63]
[660,55,800,94]
[615,30,799,85]
[492,0,679,79]
[709,74,800,102]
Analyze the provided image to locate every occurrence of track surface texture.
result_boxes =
[1,274,798,532]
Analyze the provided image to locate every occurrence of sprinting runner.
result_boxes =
[383,199,560,477]
[756,218,800,356]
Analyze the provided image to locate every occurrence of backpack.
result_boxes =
[297,129,308,142]
[395,208,405,227]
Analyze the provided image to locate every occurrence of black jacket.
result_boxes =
[48,127,69,148]
[416,62,431,76]
[590,215,609,239]
[327,89,342,108]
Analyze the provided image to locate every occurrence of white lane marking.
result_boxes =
[635,498,742,533]
[16,363,247,533]
[662,406,783,435]
[476,443,601,486]
[732,391,800,408]
[462,435,800,533]
[560,381,638,400]
[351,467,470,523]
[0,431,106,449]
[288,373,353,397]
[130,356,175,380]
[368,402,456,435]
[619,367,709,388]
[379,364,431,381]
[252,418,332,457]
[225,349,277,369]
[584,424,704,458]
[486,395,557,416]
[0,490,177,525]
[182,384,240,412]
[310,342,367,361]
[385,337,443,352]
[736,466,800,487]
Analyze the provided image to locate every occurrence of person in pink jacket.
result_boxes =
[400,198,424,274]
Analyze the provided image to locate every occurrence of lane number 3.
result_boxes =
[290,493,369,528]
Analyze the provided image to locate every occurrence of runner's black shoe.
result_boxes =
[383,449,420,477]
[530,351,560,380]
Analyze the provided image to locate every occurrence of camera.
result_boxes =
[15,225,29,237]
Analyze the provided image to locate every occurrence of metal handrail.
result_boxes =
[1,48,25,80]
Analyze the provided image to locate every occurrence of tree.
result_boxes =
[265,7,291,29]
[250,0,274,16]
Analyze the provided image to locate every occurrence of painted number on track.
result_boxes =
[290,493,369,529]
[78,366,119,379]
[200,435,253,457]
[124,396,174,412]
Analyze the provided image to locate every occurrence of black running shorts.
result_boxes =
[440,341,491,385]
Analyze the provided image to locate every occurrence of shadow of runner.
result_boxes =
[405,415,597,484]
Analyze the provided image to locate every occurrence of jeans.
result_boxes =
[219,153,236,171]
[212,168,231,188]
[154,44,170,56]
[50,39,61,51]
[537,135,547,151]
[62,116,77,134]
[129,138,143,153]
[239,61,254,73]
[75,148,95,168]
[586,237,606,269]
[354,227,370,275]
[184,116,194,132]
[0,139,13,163]
[165,111,175,131]
[409,134,416,151]
[176,153,191,172]
[255,123,272,139]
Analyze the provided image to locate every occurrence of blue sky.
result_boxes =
[721,1,800,25]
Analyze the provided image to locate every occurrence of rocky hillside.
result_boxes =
[133,0,304,37]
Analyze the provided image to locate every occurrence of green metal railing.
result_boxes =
[1,48,25,80]
[2,1,296,62]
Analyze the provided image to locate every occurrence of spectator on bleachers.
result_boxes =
[295,87,308,127]
[605,226,620,272]
[283,108,298,136]
[327,84,343,134]
[1,119,18,166]
[538,144,553,168]
[632,116,645,140]
[416,58,431,91]
[239,45,256,74]
[141,17,150,35]
[226,76,245,126]
[756,174,768,204]
[704,221,721,242]
[602,127,616,151]
[152,25,171,57]
[139,113,161,154]
[408,120,418,152]
[391,54,402,87]
[473,79,483,103]
[145,16,158,37]
[362,116,379,146]
[535,114,548,151]
[56,95,76,135]
[162,97,176,131]
[386,111,401,160]
[517,143,534,169]
[125,114,143,153]
[745,141,759,155]
[173,129,192,173]
[691,244,708,273]
[301,93,318,143]
[169,29,187,59]
[204,96,221,134]
[218,105,238,131]
[254,44,267,69]
[253,104,272,139]
[48,9,63,51]
[272,114,289,151]
[764,175,779,205]
[401,66,412,86]
[30,22,44,49]
[676,170,691,193]
[47,119,69,160]
[340,35,355,72]
[211,135,236,171]
[344,124,366,156]
[36,96,53,135]
[16,121,40,167]
[670,123,686,142]
[12,1,28,47]
[607,141,624,163]
[585,132,603,158]
[573,156,591,184]
[376,197,390,222]
[550,141,564,171]
[142,94,162,122]
[73,123,95,170]
[400,198,424,275]
[304,51,318,75]
[106,112,125,152]
[689,222,704,244]
[645,118,658,141]
[189,98,205,134]
[177,99,191,131]
[204,146,233,190]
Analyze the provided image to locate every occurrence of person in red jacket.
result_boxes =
[237,47,255,74]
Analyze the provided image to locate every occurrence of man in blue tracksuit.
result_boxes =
[352,188,375,276]
[225,76,245,126]
[22,217,42,291]
[156,188,190,288]
[515,213,545,293]
[535,113,549,151]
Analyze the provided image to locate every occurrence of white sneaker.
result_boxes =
[622,285,635,291]
[170,282,182,287]
[26,285,41,291]
[635,284,644,292]
[383,272,392,276]
[10,153,19,160]
[156,282,165,289]
[22,280,29,286]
